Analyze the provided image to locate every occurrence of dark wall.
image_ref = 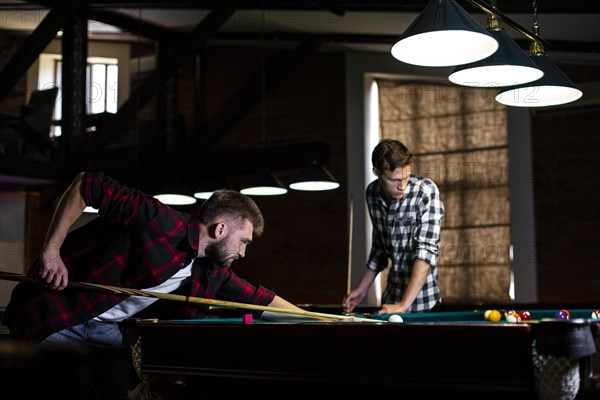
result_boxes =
[82,45,348,305]
[4,36,600,306]
[188,46,600,305]
[177,46,350,305]
[531,106,600,303]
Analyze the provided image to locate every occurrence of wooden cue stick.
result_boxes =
[347,193,354,295]
[0,270,383,323]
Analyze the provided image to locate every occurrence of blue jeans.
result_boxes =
[41,320,137,400]
[41,319,125,348]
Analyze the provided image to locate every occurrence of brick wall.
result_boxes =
[531,106,600,302]
[180,46,349,304]
[4,35,599,306]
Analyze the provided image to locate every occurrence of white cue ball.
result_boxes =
[506,314,519,323]
[387,314,403,323]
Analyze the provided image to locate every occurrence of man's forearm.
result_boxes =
[400,259,430,309]
[43,172,87,249]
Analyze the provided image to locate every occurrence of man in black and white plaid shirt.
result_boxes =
[343,138,445,314]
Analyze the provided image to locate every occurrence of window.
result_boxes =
[374,79,513,304]
[38,54,118,137]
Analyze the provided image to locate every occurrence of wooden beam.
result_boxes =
[60,12,88,173]
[84,8,184,42]
[76,4,237,169]
[19,1,600,14]
[0,0,85,103]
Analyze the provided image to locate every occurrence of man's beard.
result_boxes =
[205,239,235,267]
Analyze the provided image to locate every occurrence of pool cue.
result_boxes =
[347,192,354,295]
[0,270,383,323]
[342,193,354,316]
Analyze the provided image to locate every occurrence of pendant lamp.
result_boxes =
[495,42,583,108]
[448,15,544,87]
[391,0,498,67]
[289,162,340,191]
[193,177,234,200]
[154,180,197,205]
[240,168,288,196]
[494,2,583,107]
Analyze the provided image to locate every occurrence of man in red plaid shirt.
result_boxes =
[3,171,308,399]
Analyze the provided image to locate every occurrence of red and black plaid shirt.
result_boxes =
[3,172,275,342]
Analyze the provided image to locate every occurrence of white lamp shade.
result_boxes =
[448,28,544,87]
[154,193,197,205]
[289,163,340,191]
[154,180,197,205]
[241,186,288,196]
[495,53,583,107]
[240,169,288,196]
[289,181,340,191]
[193,177,233,200]
[193,191,214,200]
[391,0,498,67]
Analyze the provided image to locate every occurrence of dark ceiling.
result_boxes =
[0,0,599,196]
[4,1,600,53]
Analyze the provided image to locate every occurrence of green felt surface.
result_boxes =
[170,308,599,324]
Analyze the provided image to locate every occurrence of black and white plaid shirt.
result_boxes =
[366,175,444,312]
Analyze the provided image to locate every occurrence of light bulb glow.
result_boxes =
[154,194,197,205]
[449,65,544,87]
[289,181,340,191]
[240,186,288,196]
[391,30,498,67]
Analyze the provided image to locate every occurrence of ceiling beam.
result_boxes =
[84,8,184,42]
[17,1,600,14]
[76,4,237,169]
[0,0,85,103]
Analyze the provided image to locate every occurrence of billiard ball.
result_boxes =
[555,309,570,320]
[505,310,521,323]
[488,310,501,322]
[484,310,492,320]
[387,314,403,323]
[519,310,532,321]
[591,310,600,320]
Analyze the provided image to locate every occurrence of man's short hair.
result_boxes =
[198,189,265,237]
[371,138,415,173]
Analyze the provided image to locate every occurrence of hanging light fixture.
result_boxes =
[193,189,215,201]
[154,179,197,205]
[495,42,583,107]
[495,2,582,107]
[193,177,234,200]
[240,168,288,196]
[239,9,287,197]
[448,9,544,87]
[289,161,340,192]
[390,0,498,67]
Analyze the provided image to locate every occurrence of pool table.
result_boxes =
[126,307,599,399]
